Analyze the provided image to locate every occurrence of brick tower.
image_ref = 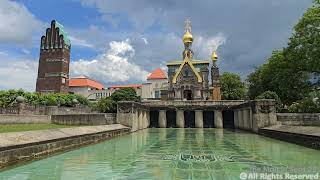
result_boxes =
[36,20,71,93]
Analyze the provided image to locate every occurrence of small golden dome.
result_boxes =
[183,30,193,43]
[211,51,218,61]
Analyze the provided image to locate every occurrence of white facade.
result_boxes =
[141,79,168,100]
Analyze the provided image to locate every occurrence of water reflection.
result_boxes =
[0,129,320,179]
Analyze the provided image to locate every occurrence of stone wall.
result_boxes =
[51,113,116,125]
[0,114,51,124]
[117,101,150,132]
[233,99,278,133]
[0,124,130,168]
[277,113,320,126]
[0,104,91,115]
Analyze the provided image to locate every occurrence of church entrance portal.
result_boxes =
[183,90,193,100]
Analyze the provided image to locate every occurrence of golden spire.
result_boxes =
[211,51,218,61]
[183,18,193,43]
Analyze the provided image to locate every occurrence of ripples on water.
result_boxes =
[0,128,320,179]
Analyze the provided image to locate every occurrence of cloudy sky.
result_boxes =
[0,0,313,91]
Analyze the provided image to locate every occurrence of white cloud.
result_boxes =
[71,39,149,83]
[0,0,43,45]
[69,36,95,48]
[142,37,148,45]
[194,33,227,58]
[0,58,38,91]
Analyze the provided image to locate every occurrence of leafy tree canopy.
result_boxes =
[247,1,320,106]
[220,72,246,100]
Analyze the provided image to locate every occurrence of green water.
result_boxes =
[0,129,320,180]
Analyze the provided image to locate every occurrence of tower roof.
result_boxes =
[147,68,167,80]
[54,20,71,46]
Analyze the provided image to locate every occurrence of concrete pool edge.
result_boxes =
[259,125,320,150]
[0,124,130,169]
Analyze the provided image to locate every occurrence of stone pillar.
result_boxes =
[146,111,150,128]
[143,111,148,129]
[159,110,167,128]
[238,109,243,129]
[214,110,223,128]
[176,110,185,128]
[138,110,143,130]
[195,110,203,128]
[243,108,249,130]
[234,109,239,129]
[133,110,139,132]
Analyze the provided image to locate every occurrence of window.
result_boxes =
[61,78,66,84]
[155,90,160,98]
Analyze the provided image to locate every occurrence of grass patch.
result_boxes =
[0,124,80,133]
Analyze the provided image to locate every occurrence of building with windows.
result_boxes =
[69,76,104,98]
[141,68,168,100]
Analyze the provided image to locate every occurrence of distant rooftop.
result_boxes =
[147,68,167,80]
[69,76,104,90]
[109,84,142,89]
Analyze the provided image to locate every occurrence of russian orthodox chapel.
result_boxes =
[167,19,221,100]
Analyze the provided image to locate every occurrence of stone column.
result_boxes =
[234,109,239,129]
[159,110,167,128]
[214,110,223,128]
[195,110,203,128]
[138,110,143,130]
[146,111,150,128]
[243,108,249,130]
[176,110,185,128]
[238,109,243,129]
[143,111,148,129]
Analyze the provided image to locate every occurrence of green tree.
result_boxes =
[95,88,139,113]
[96,97,117,113]
[110,88,139,102]
[288,90,320,113]
[247,1,320,105]
[247,51,310,105]
[220,72,246,100]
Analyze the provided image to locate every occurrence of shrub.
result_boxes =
[256,91,283,111]
[96,97,117,113]
[288,90,320,113]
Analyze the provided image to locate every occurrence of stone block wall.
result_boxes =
[0,114,51,124]
[277,113,320,126]
[51,113,116,125]
[233,99,278,133]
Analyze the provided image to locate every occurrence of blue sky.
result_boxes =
[0,0,314,91]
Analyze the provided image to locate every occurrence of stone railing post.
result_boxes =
[176,110,185,128]
[159,110,167,128]
[214,110,223,128]
[195,110,203,128]
[252,99,277,133]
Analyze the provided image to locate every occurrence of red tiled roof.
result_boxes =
[147,68,167,80]
[69,76,104,90]
[109,84,142,89]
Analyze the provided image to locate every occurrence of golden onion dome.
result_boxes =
[183,30,193,43]
[211,51,218,61]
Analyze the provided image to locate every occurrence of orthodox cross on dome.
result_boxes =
[185,18,192,33]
